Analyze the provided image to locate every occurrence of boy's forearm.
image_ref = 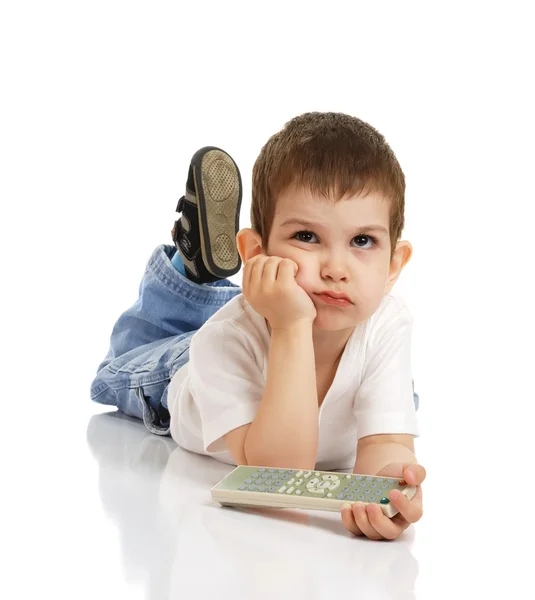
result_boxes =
[244,321,318,469]
[353,442,417,475]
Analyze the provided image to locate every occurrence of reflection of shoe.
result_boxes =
[171,146,242,283]
[86,411,175,470]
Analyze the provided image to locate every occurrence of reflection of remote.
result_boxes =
[212,465,416,518]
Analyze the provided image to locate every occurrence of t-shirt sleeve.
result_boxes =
[188,320,265,453]
[353,307,420,440]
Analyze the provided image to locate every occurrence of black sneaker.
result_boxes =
[171,146,242,283]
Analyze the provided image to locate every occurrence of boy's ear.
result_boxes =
[385,240,413,294]
[236,228,264,263]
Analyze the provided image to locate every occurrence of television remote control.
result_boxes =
[211,465,416,518]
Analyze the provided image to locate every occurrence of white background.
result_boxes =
[1,1,534,599]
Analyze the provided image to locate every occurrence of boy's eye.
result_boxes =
[352,235,378,249]
[293,230,318,243]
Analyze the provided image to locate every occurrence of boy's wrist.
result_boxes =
[269,318,314,334]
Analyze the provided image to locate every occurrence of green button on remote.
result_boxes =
[211,465,416,518]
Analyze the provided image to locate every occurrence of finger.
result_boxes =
[341,504,364,537]
[249,255,268,287]
[262,257,282,283]
[351,502,383,540]
[276,258,298,282]
[242,257,254,294]
[365,502,407,540]
[404,464,427,486]
[390,485,423,524]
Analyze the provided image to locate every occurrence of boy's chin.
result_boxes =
[312,311,359,332]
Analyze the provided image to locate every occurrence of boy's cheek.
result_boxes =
[294,269,316,294]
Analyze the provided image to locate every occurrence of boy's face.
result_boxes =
[266,184,397,331]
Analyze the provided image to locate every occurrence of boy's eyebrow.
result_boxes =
[280,218,389,235]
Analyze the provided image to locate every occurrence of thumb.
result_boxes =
[404,464,426,486]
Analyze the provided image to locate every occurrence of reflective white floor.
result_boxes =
[5,399,530,600]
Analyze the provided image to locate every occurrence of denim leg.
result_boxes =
[97,244,241,366]
[90,244,242,434]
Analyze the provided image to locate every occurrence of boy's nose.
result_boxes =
[320,259,349,282]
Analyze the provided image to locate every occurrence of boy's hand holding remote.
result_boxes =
[341,462,426,540]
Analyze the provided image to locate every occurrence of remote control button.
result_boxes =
[348,481,356,487]
[286,487,295,494]
[371,482,377,488]
[273,480,282,486]
[239,485,246,490]
[295,479,303,485]
[342,487,350,492]
[328,480,341,491]
[245,479,253,484]
[346,494,355,501]
[250,472,259,479]
[295,490,302,495]
[380,497,390,504]
[278,486,287,493]
[375,490,382,496]
[306,478,320,489]
[269,469,276,473]
[364,489,371,495]
[317,481,331,489]
[258,468,266,472]
[261,473,271,479]
[310,488,326,495]
[336,493,345,500]
[257,486,266,492]
[365,476,373,481]
[357,495,365,500]
[303,472,312,478]
[295,471,303,478]
[268,486,277,493]
[345,475,351,479]
[322,474,339,481]
[381,483,389,489]
[248,485,257,491]
[287,478,295,486]
[255,479,264,485]
[354,476,363,480]
[327,493,332,498]
[398,480,407,486]
[280,474,290,481]
[278,469,286,474]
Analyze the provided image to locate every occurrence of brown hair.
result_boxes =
[251,112,406,260]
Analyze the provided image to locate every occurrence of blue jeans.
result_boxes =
[90,244,242,436]
[90,244,420,437]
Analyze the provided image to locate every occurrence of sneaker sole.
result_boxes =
[191,147,242,278]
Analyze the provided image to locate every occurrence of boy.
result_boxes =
[91,112,426,540]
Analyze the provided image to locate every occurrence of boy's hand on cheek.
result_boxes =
[341,463,425,541]
[242,255,317,330]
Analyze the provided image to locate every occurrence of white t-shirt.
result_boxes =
[168,293,419,470]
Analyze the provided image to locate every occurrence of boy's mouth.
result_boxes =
[314,292,352,307]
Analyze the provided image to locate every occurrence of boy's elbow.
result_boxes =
[223,423,251,466]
